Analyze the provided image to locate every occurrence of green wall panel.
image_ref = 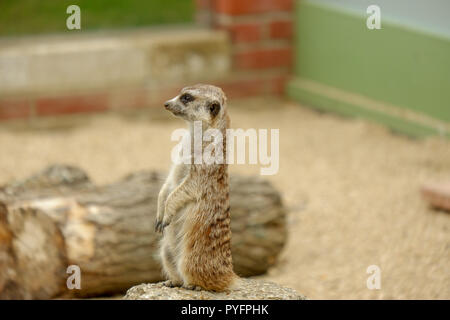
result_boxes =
[289,0,450,137]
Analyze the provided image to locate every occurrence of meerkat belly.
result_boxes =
[168,204,193,256]
[179,202,235,290]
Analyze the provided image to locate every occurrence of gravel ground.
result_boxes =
[1,97,449,299]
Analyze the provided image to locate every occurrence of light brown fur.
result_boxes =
[155,84,237,291]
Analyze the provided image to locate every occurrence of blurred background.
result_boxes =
[0,0,449,299]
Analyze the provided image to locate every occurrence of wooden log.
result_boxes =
[0,165,287,299]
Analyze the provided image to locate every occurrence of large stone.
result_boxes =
[123,279,306,300]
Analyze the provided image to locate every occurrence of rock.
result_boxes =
[123,279,306,300]
[421,181,450,212]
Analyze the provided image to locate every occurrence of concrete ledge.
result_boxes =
[0,28,231,96]
[0,27,289,121]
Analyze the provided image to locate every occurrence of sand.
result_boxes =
[1,97,449,299]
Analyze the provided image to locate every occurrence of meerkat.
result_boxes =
[155,84,237,291]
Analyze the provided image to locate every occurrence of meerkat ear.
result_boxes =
[209,101,221,118]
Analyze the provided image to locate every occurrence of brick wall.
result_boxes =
[0,0,293,121]
[198,0,293,97]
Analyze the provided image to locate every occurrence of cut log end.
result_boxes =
[0,205,66,299]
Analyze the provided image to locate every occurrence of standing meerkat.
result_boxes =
[155,84,237,291]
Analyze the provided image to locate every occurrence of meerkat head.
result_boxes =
[164,84,227,127]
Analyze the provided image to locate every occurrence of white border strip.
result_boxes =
[294,77,450,136]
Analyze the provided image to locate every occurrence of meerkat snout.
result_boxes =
[164,97,184,116]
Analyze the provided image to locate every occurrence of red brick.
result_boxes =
[36,93,108,116]
[0,97,31,120]
[109,88,149,109]
[270,20,293,39]
[214,0,293,15]
[219,23,262,43]
[234,47,292,69]
[268,75,290,95]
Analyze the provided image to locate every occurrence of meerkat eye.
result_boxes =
[180,93,194,104]
[209,102,221,117]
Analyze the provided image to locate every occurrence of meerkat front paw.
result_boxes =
[162,280,182,288]
[183,284,203,291]
[155,211,163,232]
[155,218,169,233]
[155,214,172,233]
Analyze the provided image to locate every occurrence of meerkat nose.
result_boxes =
[164,101,170,109]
